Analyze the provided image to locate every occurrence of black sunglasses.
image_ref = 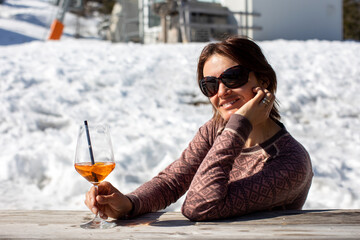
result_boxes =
[199,65,251,97]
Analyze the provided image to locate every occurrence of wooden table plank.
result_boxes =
[0,210,359,239]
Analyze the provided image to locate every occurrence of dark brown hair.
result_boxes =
[197,36,280,123]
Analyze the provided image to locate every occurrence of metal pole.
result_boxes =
[48,0,71,40]
[245,0,248,37]
[138,0,144,43]
[177,0,189,43]
[56,0,71,22]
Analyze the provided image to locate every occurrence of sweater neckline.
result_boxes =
[242,121,287,153]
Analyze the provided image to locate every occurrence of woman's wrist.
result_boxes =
[225,114,253,140]
[120,196,135,219]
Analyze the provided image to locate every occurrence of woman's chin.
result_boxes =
[220,109,237,121]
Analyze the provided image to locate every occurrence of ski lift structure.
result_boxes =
[47,0,261,42]
[106,0,261,43]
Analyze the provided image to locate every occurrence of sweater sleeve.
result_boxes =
[181,114,313,221]
[125,119,216,218]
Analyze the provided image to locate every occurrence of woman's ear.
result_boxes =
[259,77,270,89]
[253,72,269,89]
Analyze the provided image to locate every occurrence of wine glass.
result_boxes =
[74,121,116,229]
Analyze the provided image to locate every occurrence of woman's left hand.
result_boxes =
[235,87,275,127]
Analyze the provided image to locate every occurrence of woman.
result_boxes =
[85,36,313,221]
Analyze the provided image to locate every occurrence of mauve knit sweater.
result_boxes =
[126,114,313,221]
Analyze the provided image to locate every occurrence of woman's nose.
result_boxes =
[217,82,230,97]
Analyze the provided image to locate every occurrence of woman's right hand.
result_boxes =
[85,181,133,220]
[235,87,274,127]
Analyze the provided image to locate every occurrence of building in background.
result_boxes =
[107,0,240,43]
[223,0,342,41]
[106,0,343,43]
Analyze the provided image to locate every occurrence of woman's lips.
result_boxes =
[220,98,240,109]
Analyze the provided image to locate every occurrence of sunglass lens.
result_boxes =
[200,77,218,97]
[199,66,250,97]
[221,67,249,88]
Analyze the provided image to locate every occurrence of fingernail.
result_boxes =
[92,207,97,214]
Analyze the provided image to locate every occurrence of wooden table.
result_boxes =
[0,210,359,239]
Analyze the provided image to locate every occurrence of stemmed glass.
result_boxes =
[74,121,116,229]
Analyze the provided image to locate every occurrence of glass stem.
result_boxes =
[93,184,102,222]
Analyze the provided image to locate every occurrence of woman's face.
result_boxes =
[203,54,261,121]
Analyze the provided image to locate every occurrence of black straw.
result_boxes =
[84,120,95,165]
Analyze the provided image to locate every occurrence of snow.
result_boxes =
[1,0,359,212]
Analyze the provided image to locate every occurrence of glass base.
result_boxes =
[80,218,116,229]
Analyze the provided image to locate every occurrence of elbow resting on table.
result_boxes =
[181,201,218,222]
[181,207,205,222]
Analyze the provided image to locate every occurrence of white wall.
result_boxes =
[221,0,253,37]
[222,0,343,41]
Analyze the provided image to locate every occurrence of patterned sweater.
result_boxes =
[126,114,313,221]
